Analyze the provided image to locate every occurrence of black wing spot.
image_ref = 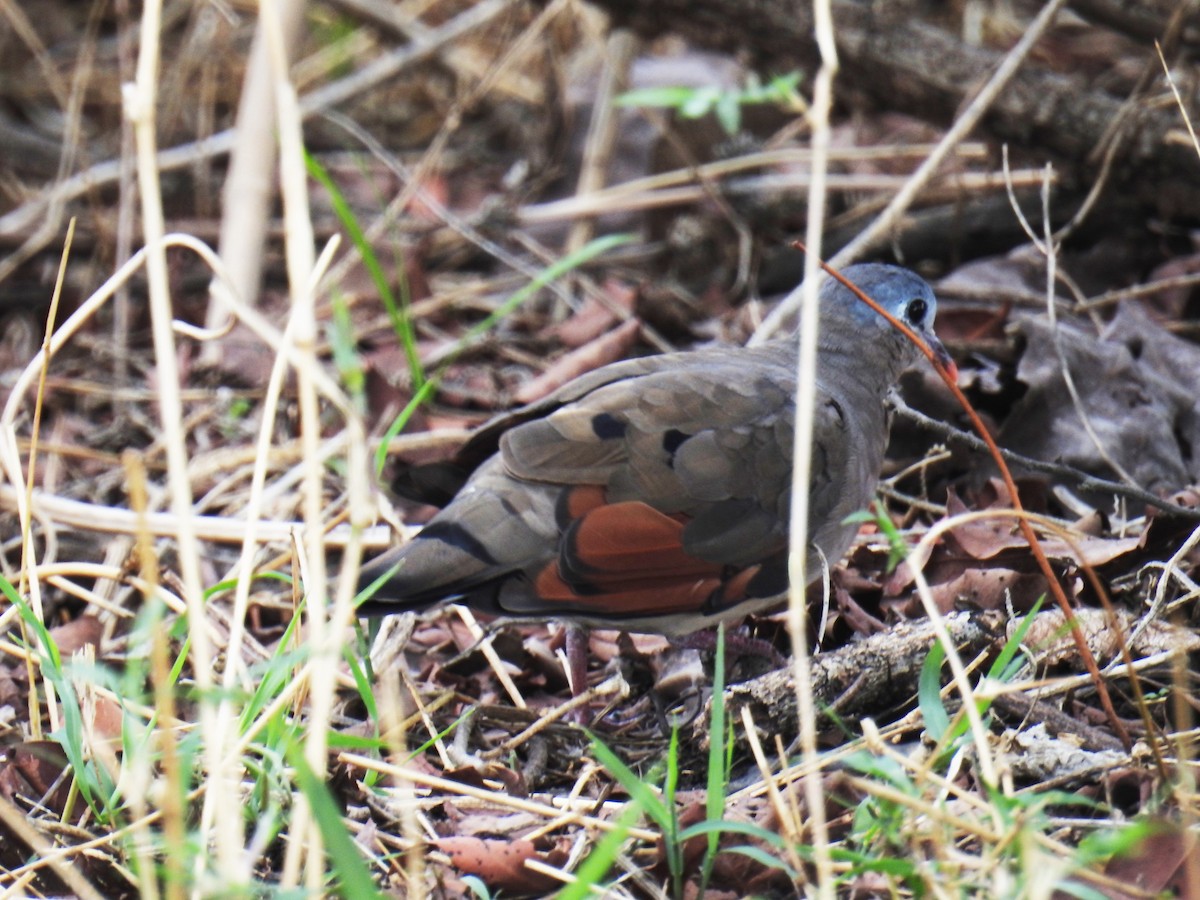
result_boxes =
[591,412,627,440]
[417,521,499,566]
[662,428,689,465]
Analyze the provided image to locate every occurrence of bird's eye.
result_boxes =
[906,298,928,326]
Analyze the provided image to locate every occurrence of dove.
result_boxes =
[358,264,952,641]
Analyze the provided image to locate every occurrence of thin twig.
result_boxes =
[0,0,516,241]
[565,28,637,259]
[892,400,1200,521]
[787,0,837,893]
[750,0,1072,345]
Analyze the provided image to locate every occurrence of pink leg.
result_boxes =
[565,624,590,695]
[565,624,592,724]
[672,629,787,667]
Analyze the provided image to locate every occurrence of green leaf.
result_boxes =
[371,233,633,478]
[841,751,914,792]
[1073,817,1155,869]
[719,845,801,880]
[287,744,385,899]
[557,797,644,900]
[342,644,377,721]
[460,875,492,899]
[587,735,671,834]
[702,624,729,889]
[680,86,720,119]
[714,90,742,134]
[613,86,700,108]
[328,293,366,404]
[830,845,919,878]
[0,576,111,818]
[305,151,424,391]
[764,71,803,103]
[918,640,950,742]
[679,818,789,850]
[989,594,1044,683]
[1051,881,1118,900]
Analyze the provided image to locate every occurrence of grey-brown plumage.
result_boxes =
[359,264,952,635]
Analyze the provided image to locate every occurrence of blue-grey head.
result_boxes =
[818,263,955,376]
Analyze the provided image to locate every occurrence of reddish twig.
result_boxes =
[801,243,1133,750]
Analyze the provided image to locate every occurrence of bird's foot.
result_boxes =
[670,627,788,669]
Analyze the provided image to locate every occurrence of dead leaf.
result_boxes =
[551,279,636,348]
[1005,723,1125,783]
[48,615,102,657]
[1002,313,1199,493]
[1101,819,1200,899]
[1141,253,1200,318]
[0,741,72,814]
[514,318,642,404]
[450,811,544,838]
[433,836,565,895]
[929,568,1045,613]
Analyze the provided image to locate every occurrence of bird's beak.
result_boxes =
[926,335,958,383]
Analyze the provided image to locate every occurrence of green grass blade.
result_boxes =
[305,150,425,390]
[918,639,950,742]
[288,742,385,899]
[0,575,109,817]
[371,233,634,477]
[587,734,671,832]
[557,797,644,900]
[988,594,1044,682]
[702,624,728,888]
[718,845,801,880]
[679,818,790,849]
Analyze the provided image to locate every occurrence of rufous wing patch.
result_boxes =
[529,500,777,619]
[554,484,608,529]
[561,501,711,582]
[533,564,720,616]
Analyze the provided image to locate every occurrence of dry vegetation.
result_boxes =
[2,0,1200,896]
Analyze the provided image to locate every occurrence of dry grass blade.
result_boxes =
[785,0,839,894]
[751,0,1072,344]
